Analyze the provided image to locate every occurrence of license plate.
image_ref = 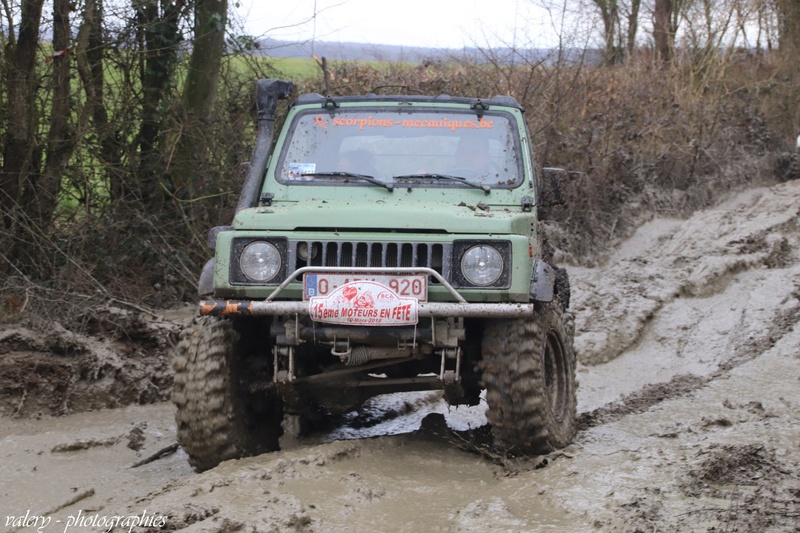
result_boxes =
[303,273,428,301]
[308,279,420,326]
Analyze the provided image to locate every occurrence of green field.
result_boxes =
[269,57,320,79]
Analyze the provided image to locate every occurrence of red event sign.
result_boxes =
[308,280,419,326]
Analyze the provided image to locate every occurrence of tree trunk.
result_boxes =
[776,0,800,54]
[0,0,44,231]
[36,0,74,230]
[654,0,673,62]
[135,0,187,207]
[168,0,228,202]
[593,0,622,65]
[183,0,227,121]
[76,0,125,204]
[626,0,641,58]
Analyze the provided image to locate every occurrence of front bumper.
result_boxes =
[201,266,535,319]
[200,299,535,318]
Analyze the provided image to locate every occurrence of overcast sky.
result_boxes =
[231,0,569,49]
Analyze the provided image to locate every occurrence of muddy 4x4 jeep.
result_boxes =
[172,79,576,471]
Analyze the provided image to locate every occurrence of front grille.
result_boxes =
[289,240,450,282]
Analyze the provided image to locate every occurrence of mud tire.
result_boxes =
[481,302,577,455]
[172,316,282,471]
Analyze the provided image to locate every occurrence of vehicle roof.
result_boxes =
[291,93,525,112]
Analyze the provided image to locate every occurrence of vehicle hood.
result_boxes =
[232,201,534,235]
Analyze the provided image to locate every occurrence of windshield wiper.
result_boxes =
[301,171,394,191]
[393,173,491,194]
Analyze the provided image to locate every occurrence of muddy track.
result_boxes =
[579,285,800,431]
[1,181,800,532]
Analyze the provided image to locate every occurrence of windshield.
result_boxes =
[275,108,524,189]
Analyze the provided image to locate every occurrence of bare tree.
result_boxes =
[75,0,127,204]
[626,0,642,56]
[591,0,623,63]
[654,0,674,61]
[134,0,188,206]
[775,0,800,53]
[0,0,45,233]
[167,0,229,203]
[36,0,75,229]
[574,0,641,63]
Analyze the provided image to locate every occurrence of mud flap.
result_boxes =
[530,259,555,303]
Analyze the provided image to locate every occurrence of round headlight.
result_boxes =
[461,245,504,286]
[240,241,281,282]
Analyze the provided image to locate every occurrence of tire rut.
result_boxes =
[578,286,800,431]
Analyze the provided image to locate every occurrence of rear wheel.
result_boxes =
[480,303,577,455]
[172,316,283,471]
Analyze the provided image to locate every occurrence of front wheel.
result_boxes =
[172,316,282,471]
[480,303,577,455]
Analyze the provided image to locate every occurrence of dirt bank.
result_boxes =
[1,181,799,532]
[0,306,180,418]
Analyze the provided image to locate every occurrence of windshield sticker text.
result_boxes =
[313,114,494,131]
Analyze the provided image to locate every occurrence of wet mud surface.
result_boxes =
[2,181,800,532]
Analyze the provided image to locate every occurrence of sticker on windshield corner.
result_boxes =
[287,162,316,179]
[309,280,419,326]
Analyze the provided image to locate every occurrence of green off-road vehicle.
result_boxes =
[172,79,576,471]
